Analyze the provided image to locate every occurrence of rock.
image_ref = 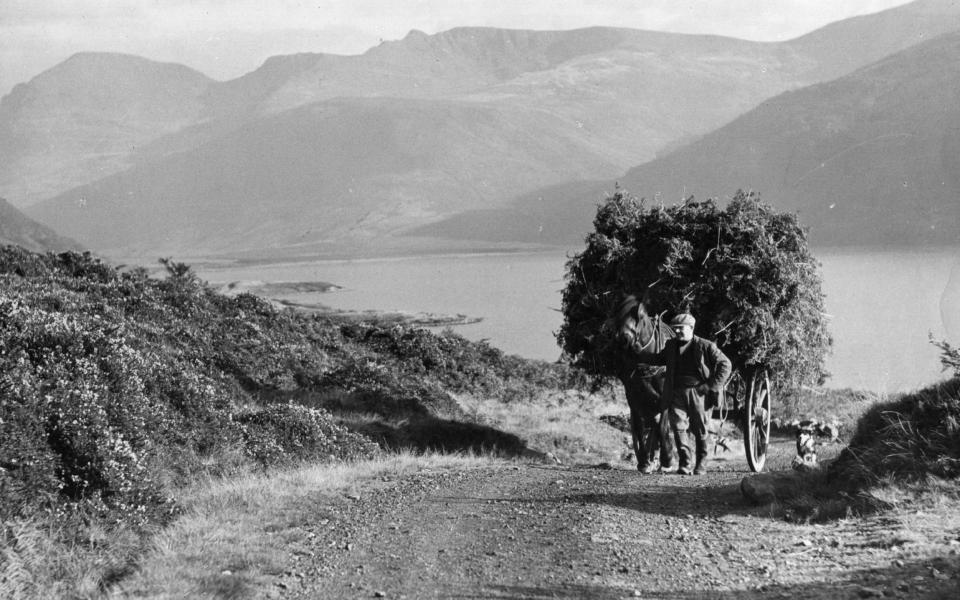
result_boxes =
[791,455,818,472]
[740,476,777,505]
[856,586,884,598]
[374,592,387,598]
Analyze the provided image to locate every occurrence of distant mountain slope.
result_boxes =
[11,1,960,256]
[0,53,212,206]
[423,30,960,247]
[26,97,625,256]
[784,0,960,81]
[135,26,806,192]
[0,198,82,252]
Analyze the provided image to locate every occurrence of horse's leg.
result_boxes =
[637,377,662,470]
[621,376,646,471]
[629,406,644,470]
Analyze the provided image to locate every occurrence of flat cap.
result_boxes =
[670,313,696,327]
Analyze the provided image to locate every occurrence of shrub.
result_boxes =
[558,190,831,392]
[236,404,379,465]
[829,377,960,487]
[0,245,591,528]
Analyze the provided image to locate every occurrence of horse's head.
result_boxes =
[614,294,674,354]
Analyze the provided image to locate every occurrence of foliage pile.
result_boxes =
[0,246,585,530]
[558,190,831,392]
[829,344,960,488]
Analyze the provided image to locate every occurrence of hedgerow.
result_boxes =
[558,190,831,392]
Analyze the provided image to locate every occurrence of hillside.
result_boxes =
[0,53,213,206]
[784,0,960,81]
[0,245,602,594]
[26,97,625,256]
[2,247,959,597]
[11,2,960,256]
[425,29,960,247]
[0,197,82,252]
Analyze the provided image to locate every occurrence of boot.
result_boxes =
[676,429,694,475]
[693,435,709,475]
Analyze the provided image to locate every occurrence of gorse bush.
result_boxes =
[558,190,831,391]
[0,246,583,529]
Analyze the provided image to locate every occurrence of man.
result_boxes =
[635,313,731,475]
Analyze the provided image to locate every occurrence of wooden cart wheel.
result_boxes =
[744,371,771,472]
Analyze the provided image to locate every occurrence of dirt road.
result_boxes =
[271,441,959,599]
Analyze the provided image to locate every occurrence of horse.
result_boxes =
[613,295,676,472]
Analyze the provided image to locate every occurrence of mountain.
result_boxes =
[12,1,960,257]
[21,28,818,256]
[0,198,82,252]
[27,97,627,256]
[783,0,960,82]
[0,53,213,206]
[4,27,802,213]
[423,30,960,247]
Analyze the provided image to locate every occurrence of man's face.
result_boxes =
[673,324,694,342]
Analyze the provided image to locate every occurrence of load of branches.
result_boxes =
[557,189,831,392]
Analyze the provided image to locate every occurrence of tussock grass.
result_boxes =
[757,373,960,524]
[111,453,498,599]
[1,515,145,600]
[455,389,629,465]
[831,377,960,485]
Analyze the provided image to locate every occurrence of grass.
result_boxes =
[774,387,883,436]
[750,373,960,525]
[0,513,147,600]
[454,387,630,466]
[109,453,499,600]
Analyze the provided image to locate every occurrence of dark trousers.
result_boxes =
[669,386,709,469]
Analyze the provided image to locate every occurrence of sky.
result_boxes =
[0,0,913,98]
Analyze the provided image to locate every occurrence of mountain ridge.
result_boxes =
[9,1,960,256]
[420,29,960,247]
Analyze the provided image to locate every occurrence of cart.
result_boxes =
[711,367,772,472]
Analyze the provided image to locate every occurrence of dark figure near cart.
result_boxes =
[614,295,675,473]
[627,311,731,475]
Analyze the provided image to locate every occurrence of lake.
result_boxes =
[198,247,960,395]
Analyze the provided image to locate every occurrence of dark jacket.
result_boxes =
[636,336,732,403]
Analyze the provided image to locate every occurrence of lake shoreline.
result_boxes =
[194,248,957,394]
